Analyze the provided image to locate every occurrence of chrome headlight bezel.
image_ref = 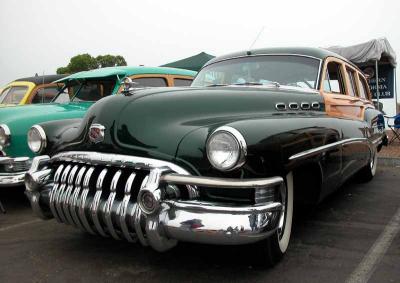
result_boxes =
[0,124,11,148]
[27,125,47,154]
[206,126,247,171]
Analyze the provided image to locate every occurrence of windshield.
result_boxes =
[53,79,116,103]
[192,55,321,89]
[0,86,29,104]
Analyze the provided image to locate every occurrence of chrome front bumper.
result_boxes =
[25,153,284,251]
[0,156,31,187]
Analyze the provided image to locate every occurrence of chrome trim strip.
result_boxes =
[118,172,136,242]
[289,138,369,161]
[56,165,71,223]
[70,166,86,229]
[90,168,108,237]
[50,151,190,175]
[104,170,122,240]
[49,165,64,222]
[161,174,283,189]
[79,166,96,234]
[62,165,79,225]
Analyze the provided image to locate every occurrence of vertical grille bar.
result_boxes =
[130,203,148,246]
[49,165,64,222]
[70,166,86,229]
[104,170,122,240]
[56,165,72,223]
[117,172,136,242]
[62,165,79,225]
[78,166,96,235]
[90,168,108,237]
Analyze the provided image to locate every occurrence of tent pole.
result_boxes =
[375,60,380,110]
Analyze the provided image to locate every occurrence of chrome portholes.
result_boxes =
[276,102,321,111]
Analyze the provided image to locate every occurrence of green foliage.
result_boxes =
[56,54,128,74]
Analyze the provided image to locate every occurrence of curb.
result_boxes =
[378,157,400,167]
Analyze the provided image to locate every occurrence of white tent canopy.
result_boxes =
[325,37,397,67]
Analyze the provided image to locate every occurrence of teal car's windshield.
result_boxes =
[53,79,117,103]
[191,55,321,89]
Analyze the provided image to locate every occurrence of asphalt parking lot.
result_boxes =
[0,166,399,283]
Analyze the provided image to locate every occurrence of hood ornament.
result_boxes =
[121,77,139,96]
[89,124,105,144]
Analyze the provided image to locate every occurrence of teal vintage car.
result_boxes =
[0,66,196,187]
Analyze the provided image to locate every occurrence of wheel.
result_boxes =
[356,145,378,182]
[252,172,294,267]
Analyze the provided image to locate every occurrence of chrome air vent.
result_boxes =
[288,102,299,110]
[301,102,310,110]
[311,102,320,110]
[275,103,287,111]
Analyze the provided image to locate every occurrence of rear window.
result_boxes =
[174,78,192,86]
[0,86,28,104]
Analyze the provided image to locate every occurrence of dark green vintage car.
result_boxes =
[26,47,387,266]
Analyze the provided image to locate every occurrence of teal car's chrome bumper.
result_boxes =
[0,156,31,187]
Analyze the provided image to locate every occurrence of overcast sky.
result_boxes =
[0,0,399,95]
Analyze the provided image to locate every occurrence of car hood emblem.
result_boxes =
[89,124,105,143]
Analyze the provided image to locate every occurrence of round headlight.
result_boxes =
[27,125,47,153]
[0,124,11,147]
[206,126,247,171]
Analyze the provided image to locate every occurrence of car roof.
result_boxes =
[14,74,67,85]
[56,66,197,83]
[204,47,353,67]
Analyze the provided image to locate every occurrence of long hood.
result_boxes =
[78,87,324,159]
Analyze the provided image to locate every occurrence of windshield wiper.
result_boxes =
[205,83,229,87]
[232,82,263,86]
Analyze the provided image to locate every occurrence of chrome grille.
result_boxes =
[49,161,152,242]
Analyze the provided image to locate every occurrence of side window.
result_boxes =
[132,77,168,87]
[173,78,193,86]
[1,86,28,104]
[323,62,345,94]
[358,75,369,100]
[346,68,358,97]
[31,86,60,103]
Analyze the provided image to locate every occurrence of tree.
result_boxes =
[96,55,127,68]
[56,53,128,74]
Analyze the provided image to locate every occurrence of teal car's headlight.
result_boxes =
[27,125,47,154]
[206,126,247,171]
[0,124,11,148]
